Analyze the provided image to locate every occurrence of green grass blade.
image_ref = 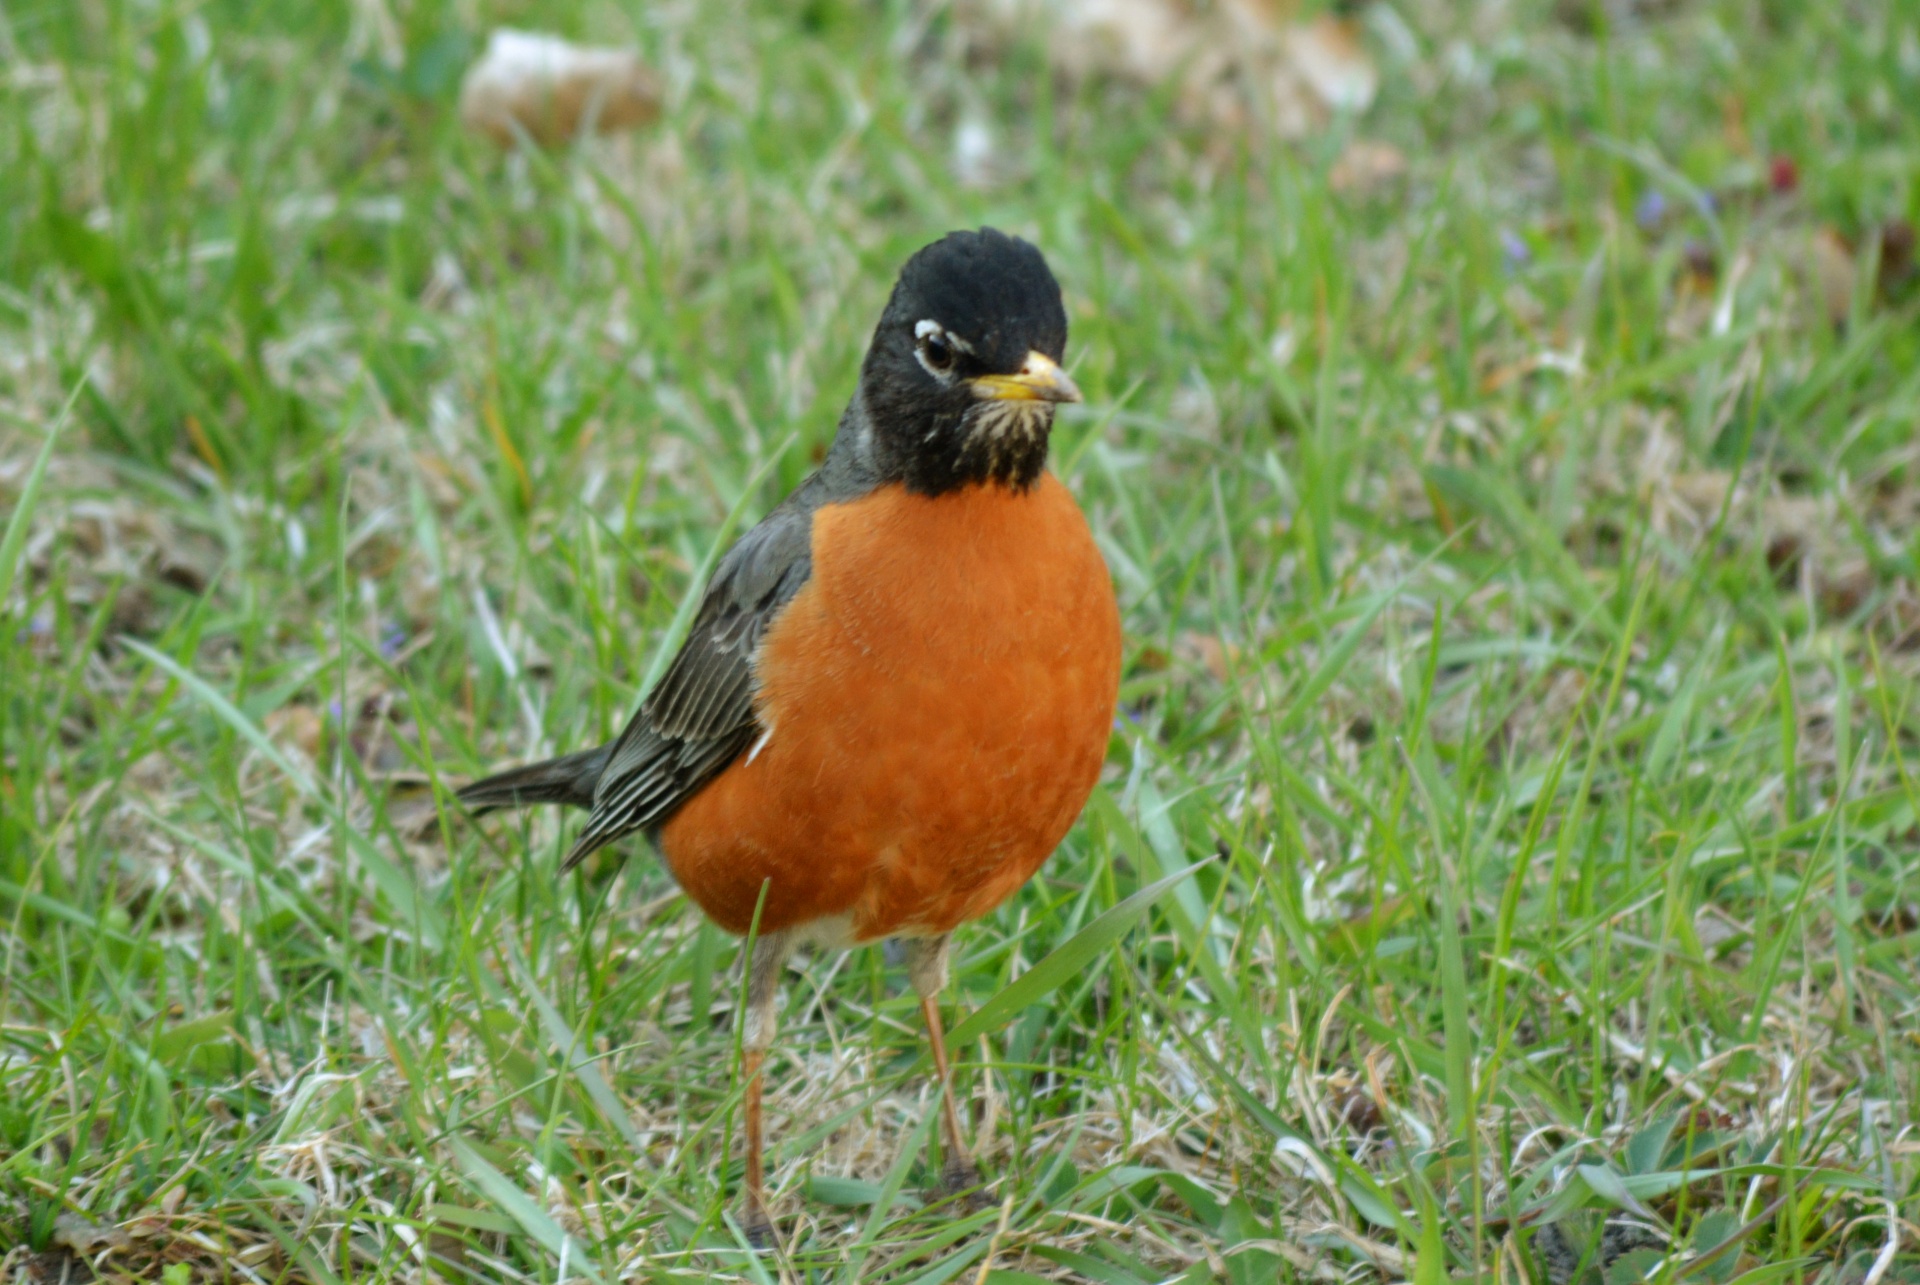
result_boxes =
[121,636,444,945]
[446,1135,605,1285]
[945,864,1202,1047]
[0,375,86,615]
[508,951,646,1155]
[843,1096,941,1278]
[121,637,317,794]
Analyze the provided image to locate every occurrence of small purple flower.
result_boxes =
[328,699,344,722]
[1635,190,1667,229]
[380,624,408,659]
[1499,229,1532,270]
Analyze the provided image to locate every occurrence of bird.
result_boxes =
[458,228,1122,1240]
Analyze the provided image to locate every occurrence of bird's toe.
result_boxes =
[740,1202,777,1250]
[935,1157,994,1213]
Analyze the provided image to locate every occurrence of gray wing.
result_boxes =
[561,407,883,871]
[562,498,816,870]
[560,495,817,868]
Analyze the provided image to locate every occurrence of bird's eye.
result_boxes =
[912,320,964,381]
[920,333,954,371]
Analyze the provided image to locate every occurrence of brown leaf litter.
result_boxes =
[1647,465,1884,625]
[0,1209,284,1284]
[959,0,1377,137]
[458,29,662,148]
[0,453,224,641]
[1803,219,1918,328]
[1328,139,1408,199]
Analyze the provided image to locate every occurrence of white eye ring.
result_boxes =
[912,319,973,382]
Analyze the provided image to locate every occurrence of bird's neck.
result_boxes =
[837,388,1052,498]
[929,399,1053,495]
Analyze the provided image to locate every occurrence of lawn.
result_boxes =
[3,0,1918,1280]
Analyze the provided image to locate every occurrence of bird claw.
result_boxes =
[741,1202,777,1250]
[935,1158,994,1213]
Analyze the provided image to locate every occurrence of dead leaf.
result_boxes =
[266,704,324,761]
[53,1214,128,1256]
[1328,139,1406,198]
[16,488,223,639]
[1176,630,1239,682]
[19,1249,96,1284]
[960,0,1375,137]
[1637,441,1885,626]
[458,29,661,148]
[1809,226,1857,328]
[1758,494,1882,616]
[1284,12,1377,114]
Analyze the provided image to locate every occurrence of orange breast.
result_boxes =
[657,474,1121,941]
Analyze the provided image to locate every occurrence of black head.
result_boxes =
[858,229,1078,496]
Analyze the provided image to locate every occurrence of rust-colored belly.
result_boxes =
[658,474,1121,940]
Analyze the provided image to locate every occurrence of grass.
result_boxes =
[2,0,1919,1280]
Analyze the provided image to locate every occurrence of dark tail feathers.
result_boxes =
[458,745,611,813]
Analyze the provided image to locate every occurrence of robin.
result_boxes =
[459,228,1122,1238]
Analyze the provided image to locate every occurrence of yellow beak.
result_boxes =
[970,351,1083,404]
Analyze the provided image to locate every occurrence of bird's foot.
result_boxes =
[740,1201,777,1250]
[934,1157,994,1213]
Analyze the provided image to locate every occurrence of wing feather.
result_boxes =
[560,496,817,870]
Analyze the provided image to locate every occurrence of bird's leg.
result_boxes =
[740,929,794,1246]
[906,935,986,1201]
